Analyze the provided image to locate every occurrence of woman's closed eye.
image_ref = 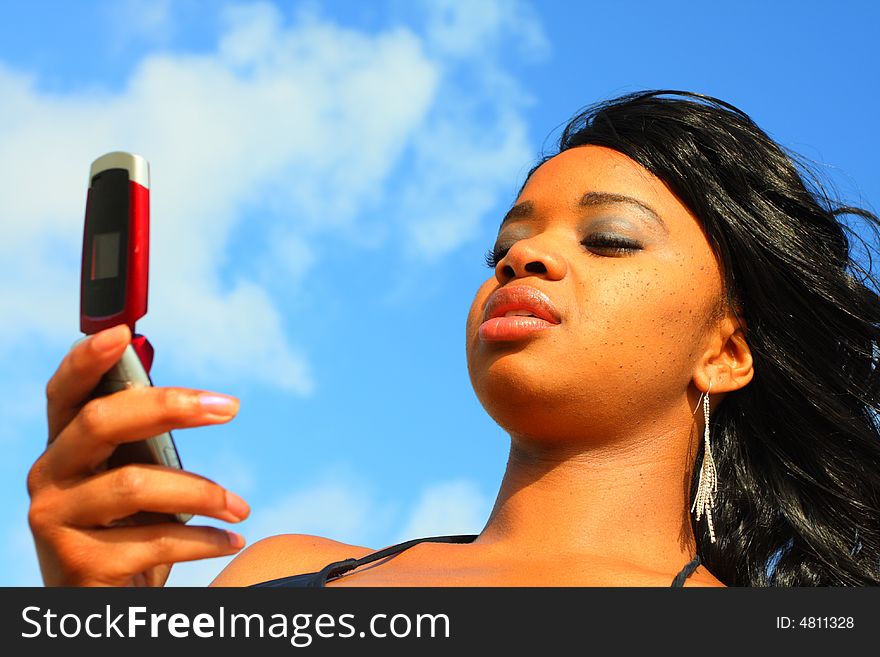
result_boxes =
[483,234,643,269]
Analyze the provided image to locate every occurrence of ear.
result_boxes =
[694,315,754,395]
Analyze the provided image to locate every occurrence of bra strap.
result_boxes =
[670,555,701,587]
[322,534,479,584]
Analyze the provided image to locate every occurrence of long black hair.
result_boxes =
[528,90,880,586]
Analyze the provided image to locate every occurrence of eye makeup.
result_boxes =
[484,227,644,269]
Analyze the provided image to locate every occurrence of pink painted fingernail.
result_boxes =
[226,531,245,550]
[225,490,250,520]
[198,394,239,415]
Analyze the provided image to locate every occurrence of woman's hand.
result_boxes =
[27,324,250,586]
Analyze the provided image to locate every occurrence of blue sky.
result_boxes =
[2,0,877,586]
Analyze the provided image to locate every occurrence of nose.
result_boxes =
[495,236,567,284]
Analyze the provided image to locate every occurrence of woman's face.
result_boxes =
[466,145,727,445]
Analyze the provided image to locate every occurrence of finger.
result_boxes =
[81,524,246,583]
[61,465,250,527]
[43,386,239,481]
[46,324,132,443]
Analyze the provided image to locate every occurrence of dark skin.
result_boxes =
[29,145,752,586]
[28,322,249,587]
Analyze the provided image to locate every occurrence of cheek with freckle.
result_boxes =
[465,266,716,443]
[575,269,697,407]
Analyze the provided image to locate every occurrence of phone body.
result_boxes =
[80,151,190,524]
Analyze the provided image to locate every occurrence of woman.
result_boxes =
[28,90,880,587]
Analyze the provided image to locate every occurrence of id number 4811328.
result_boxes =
[776,617,854,630]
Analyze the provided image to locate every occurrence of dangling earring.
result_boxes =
[690,380,717,543]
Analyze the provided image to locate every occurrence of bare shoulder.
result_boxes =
[210,534,373,587]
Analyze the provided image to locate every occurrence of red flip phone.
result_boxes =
[79,151,190,524]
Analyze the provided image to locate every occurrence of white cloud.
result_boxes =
[2,469,492,586]
[166,473,491,586]
[108,0,176,50]
[257,232,317,287]
[243,467,396,547]
[0,1,543,589]
[398,109,531,262]
[167,465,395,586]
[183,447,259,497]
[0,5,437,394]
[0,0,542,394]
[393,479,490,542]
[236,474,490,558]
[424,0,549,60]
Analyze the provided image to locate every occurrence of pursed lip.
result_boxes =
[483,285,562,324]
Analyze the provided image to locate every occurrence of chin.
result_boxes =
[470,354,628,445]
[472,367,577,440]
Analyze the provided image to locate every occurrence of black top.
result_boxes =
[249,534,702,588]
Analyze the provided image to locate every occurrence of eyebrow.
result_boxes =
[499,192,669,234]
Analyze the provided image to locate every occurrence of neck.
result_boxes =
[476,411,699,573]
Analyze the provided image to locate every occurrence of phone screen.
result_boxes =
[91,232,121,280]
[82,168,130,318]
